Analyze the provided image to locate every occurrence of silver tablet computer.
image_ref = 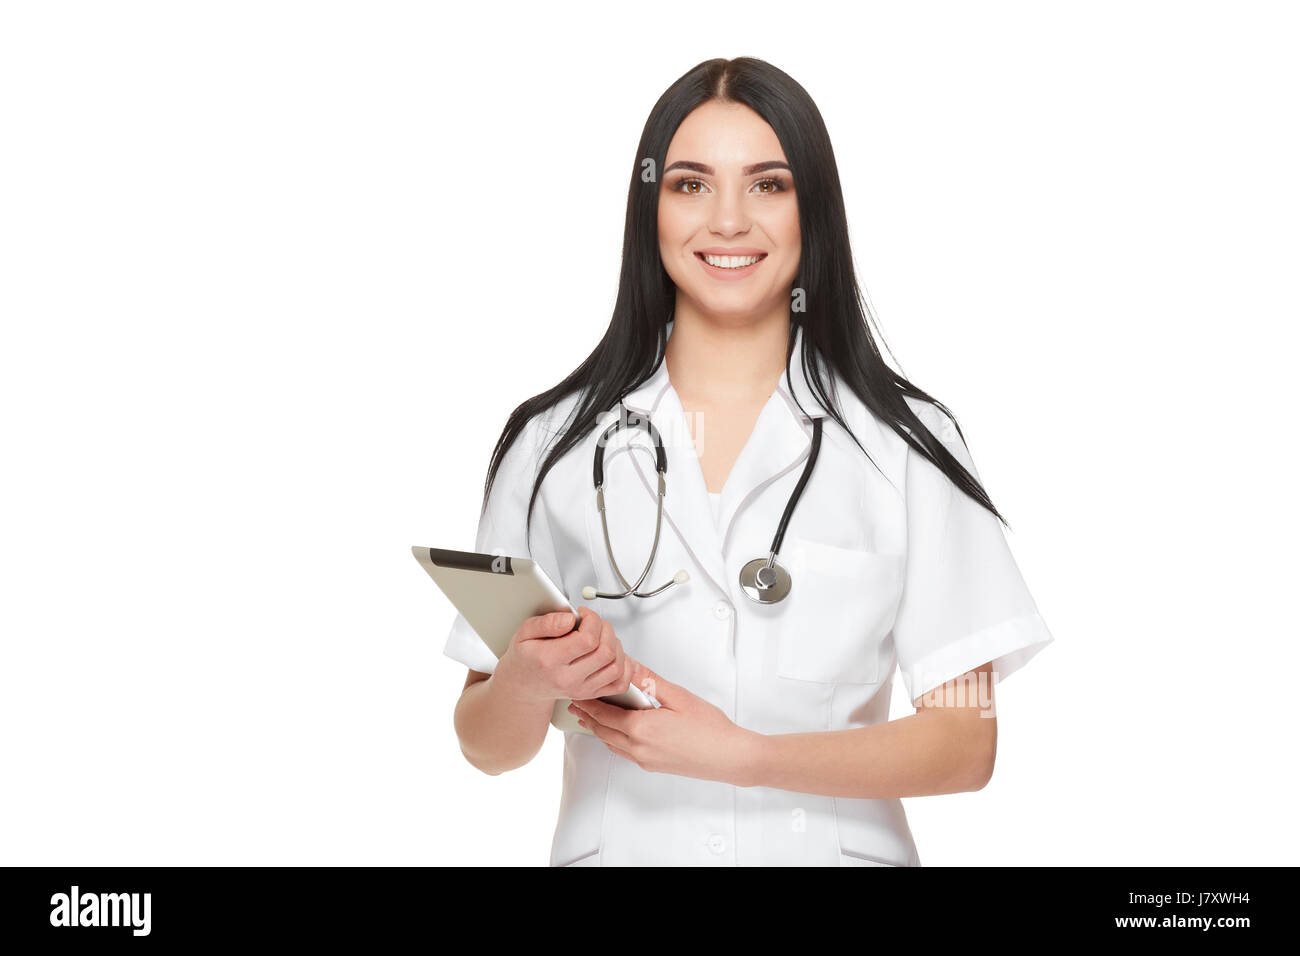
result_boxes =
[412,546,658,735]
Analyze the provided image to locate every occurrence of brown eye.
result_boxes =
[670,177,708,194]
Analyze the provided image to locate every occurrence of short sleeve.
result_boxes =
[890,400,1053,703]
[441,414,565,675]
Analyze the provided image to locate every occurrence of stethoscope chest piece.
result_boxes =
[739,557,792,604]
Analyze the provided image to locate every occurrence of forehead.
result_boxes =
[664,100,787,167]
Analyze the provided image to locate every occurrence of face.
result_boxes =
[657,100,801,321]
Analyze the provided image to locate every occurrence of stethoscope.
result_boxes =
[580,404,824,605]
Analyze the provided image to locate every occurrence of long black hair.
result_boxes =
[482,56,1007,549]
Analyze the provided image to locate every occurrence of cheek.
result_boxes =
[767,207,801,279]
[658,206,700,289]
[776,204,801,251]
[774,208,795,274]
[657,201,692,255]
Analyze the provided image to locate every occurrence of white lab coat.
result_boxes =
[444,320,1053,866]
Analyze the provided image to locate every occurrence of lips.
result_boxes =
[696,251,764,269]
[702,254,759,269]
[693,249,768,280]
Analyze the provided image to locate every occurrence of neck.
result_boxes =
[664,298,791,405]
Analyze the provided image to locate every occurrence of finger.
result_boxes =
[572,704,633,751]
[571,618,618,679]
[578,656,623,697]
[570,696,634,733]
[552,607,605,664]
[581,718,633,761]
[587,656,635,698]
[594,637,629,693]
[610,641,628,687]
[517,609,580,643]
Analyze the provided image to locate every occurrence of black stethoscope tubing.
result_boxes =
[585,404,824,604]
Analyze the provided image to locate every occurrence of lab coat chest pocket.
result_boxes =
[774,537,904,684]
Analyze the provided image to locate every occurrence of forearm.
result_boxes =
[453,673,555,775]
[743,710,996,799]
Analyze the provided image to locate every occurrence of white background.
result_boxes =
[2,1,1296,866]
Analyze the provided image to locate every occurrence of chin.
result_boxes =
[693,289,776,317]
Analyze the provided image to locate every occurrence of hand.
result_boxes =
[568,663,762,787]
[493,606,634,704]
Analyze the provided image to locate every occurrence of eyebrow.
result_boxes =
[662,160,792,176]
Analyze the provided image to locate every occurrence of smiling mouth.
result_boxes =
[695,252,767,269]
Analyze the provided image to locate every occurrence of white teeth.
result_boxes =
[702,254,762,269]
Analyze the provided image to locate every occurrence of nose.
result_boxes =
[708,183,750,238]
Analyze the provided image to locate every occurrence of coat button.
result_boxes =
[707,834,726,855]
[713,600,732,620]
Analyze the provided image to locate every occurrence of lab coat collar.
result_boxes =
[614,320,836,599]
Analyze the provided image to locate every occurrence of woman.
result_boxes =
[443,57,1053,866]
